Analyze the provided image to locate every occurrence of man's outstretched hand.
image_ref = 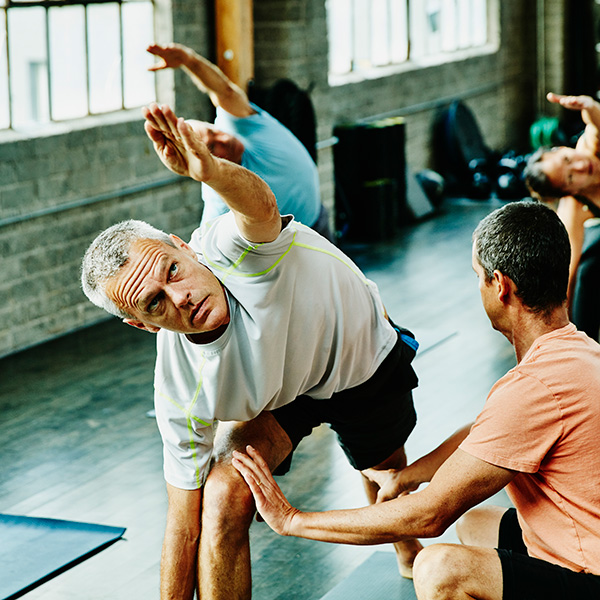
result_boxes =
[147,43,190,71]
[142,103,216,182]
[546,92,600,129]
[232,445,301,536]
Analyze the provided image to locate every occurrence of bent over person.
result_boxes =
[146,42,333,240]
[233,200,600,600]
[525,92,600,340]
[80,104,421,599]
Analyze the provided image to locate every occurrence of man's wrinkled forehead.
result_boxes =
[105,238,171,305]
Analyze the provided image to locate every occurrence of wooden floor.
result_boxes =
[0,197,517,599]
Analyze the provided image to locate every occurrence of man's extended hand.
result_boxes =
[142,103,216,183]
[232,445,300,536]
[147,43,190,71]
[546,92,600,129]
[361,466,422,503]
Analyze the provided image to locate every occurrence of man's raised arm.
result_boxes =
[147,43,254,118]
[547,92,600,156]
[142,103,280,243]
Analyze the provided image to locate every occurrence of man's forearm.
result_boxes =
[202,156,280,242]
[287,493,445,546]
[180,49,232,98]
[178,48,251,116]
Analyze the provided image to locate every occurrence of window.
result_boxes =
[0,0,156,131]
[327,0,492,80]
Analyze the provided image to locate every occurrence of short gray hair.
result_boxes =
[81,219,174,318]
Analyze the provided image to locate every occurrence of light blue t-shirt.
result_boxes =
[200,104,321,227]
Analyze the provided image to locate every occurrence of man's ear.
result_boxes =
[493,270,513,303]
[169,234,196,258]
[123,318,161,334]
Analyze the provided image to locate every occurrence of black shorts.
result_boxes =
[497,508,600,600]
[270,326,418,474]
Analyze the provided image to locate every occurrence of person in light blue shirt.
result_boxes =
[147,42,332,240]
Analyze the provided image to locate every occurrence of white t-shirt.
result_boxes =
[154,213,396,489]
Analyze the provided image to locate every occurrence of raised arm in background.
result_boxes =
[147,43,254,118]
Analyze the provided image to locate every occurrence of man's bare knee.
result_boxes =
[413,544,467,599]
[202,463,255,530]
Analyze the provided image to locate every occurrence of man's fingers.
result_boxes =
[231,453,265,494]
[178,118,211,161]
[245,445,271,471]
[143,120,164,143]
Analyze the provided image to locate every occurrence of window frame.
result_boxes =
[0,0,157,131]
[326,0,499,87]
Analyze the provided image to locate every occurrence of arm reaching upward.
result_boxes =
[147,43,254,117]
[143,103,280,242]
[547,93,600,156]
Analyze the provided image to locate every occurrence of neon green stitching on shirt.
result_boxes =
[201,228,372,284]
[157,352,212,488]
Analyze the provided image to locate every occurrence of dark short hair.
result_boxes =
[473,200,570,315]
[523,147,567,198]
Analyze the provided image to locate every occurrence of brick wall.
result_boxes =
[0,3,212,358]
[0,0,566,357]
[253,0,541,218]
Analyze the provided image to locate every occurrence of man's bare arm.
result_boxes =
[160,484,202,600]
[142,103,280,242]
[147,43,254,117]
[547,92,600,156]
[557,196,594,311]
[363,423,474,502]
[232,445,515,545]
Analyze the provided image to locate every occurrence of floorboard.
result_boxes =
[0,197,517,599]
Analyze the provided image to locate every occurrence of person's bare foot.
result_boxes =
[394,538,423,579]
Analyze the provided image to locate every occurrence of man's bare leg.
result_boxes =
[198,412,292,599]
[413,544,503,600]
[361,446,423,578]
[456,505,509,548]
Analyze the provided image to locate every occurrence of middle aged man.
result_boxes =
[233,200,600,600]
[81,104,421,599]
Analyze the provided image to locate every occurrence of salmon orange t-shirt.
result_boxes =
[460,324,600,574]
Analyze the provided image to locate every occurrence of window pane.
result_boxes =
[371,0,390,66]
[122,1,155,108]
[440,0,457,52]
[327,0,352,74]
[456,0,471,48]
[0,10,9,128]
[471,0,488,46]
[353,0,371,69]
[390,0,408,63]
[49,5,87,120]
[88,3,122,113]
[8,7,49,128]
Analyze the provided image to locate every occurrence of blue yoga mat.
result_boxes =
[321,551,417,600]
[0,513,126,600]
